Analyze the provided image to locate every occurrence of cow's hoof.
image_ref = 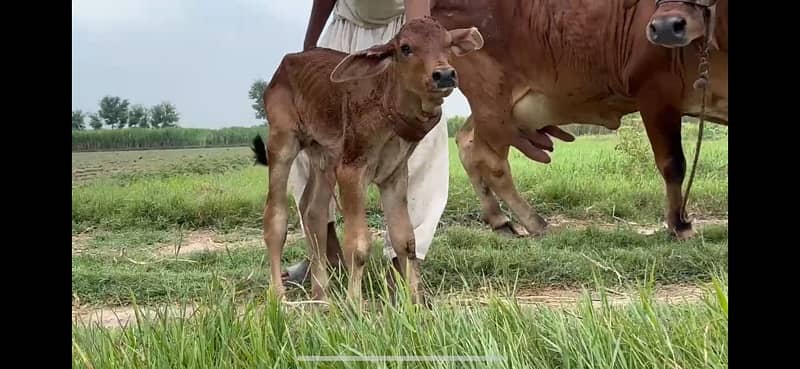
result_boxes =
[523,214,549,237]
[674,228,697,241]
[670,222,697,241]
[492,221,529,237]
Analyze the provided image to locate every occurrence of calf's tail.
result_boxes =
[251,135,269,166]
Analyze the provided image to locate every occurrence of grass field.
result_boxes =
[72,124,728,368]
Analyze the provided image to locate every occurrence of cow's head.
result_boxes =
[330,17,483,106]
[625,0,719,49]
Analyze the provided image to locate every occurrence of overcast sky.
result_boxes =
[71,0,472,128]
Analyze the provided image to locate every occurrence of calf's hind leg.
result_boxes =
[263,129,301,299]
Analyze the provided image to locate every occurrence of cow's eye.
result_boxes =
[400,44,412,56]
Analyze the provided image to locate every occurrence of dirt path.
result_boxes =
[72,284,707,329]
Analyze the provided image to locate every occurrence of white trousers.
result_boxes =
[287,14,449,260]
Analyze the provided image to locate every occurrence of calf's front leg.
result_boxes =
[337,166,371,305]
[379,163,423,305]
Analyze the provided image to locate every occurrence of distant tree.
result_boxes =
[88,113,103,130]
[150,102,180,128]
[446,115,467,137]
[72,110,86,130]
[127,104,150,128]
[248,79,268,120]
[98,96,130,129]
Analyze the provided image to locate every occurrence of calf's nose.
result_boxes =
[648,16,688,45]
[432,68,457,88]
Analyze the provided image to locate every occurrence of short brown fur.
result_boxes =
[259,17,483,304]
[434,0,727,239]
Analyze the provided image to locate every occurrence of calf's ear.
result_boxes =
[449,27,484,56]
[330,43,395,83]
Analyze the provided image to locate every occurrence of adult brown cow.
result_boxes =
[431,0,728,239]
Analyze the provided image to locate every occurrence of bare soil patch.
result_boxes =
[154,230,230,256]
[547,215,727,235]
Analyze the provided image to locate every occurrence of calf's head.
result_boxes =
[625,0,720,49]
[330,17,483,108]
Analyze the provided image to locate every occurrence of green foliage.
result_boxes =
[614,115,728,173]
[88,113,103,130]
[127,104,150,128]
[248,79,268,120]
[72,126,268,152]
[563,124,614,136]
[72,110,86,131]
[98,96,131,129]
[614,118,653,173]
[446,115,466,137]
[150,101,180,128]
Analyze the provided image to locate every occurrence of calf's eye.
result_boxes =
[400,44,412,56]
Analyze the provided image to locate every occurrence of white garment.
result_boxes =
[287,10,449,260]
[334,0,405,28]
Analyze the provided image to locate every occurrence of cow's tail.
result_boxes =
[251,134,268,166]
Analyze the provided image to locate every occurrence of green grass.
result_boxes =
[71,124,728,368]
[72,146,255,184]
[72,126,268,152]
[72,275,728,369]
[72,133,728,232]
[72,225,727,306]
[71,127,728,306]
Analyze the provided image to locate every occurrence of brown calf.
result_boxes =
[252,17,483,304]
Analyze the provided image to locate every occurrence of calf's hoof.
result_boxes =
[492,221,530,237]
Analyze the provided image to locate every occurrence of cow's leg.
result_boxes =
[379,163,423,305]
[337,166,370,305]
[297,164,334,302]
[481,146,548,236]
[639,102,695,240]
[263,129,301,299]
[456,122,528,236]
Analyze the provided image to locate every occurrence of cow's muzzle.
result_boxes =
[648,15,689,47]
[432,68,457,89]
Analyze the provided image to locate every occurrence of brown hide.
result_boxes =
[432,0,727,238]
[259,18,483,304]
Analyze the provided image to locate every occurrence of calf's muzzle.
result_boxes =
[432,68,457,89]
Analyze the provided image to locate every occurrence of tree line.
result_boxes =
[72,96,180,131]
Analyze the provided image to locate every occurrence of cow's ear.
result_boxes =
[622,0,640,9]
[448,27,484,56]
[330,43,395,83]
